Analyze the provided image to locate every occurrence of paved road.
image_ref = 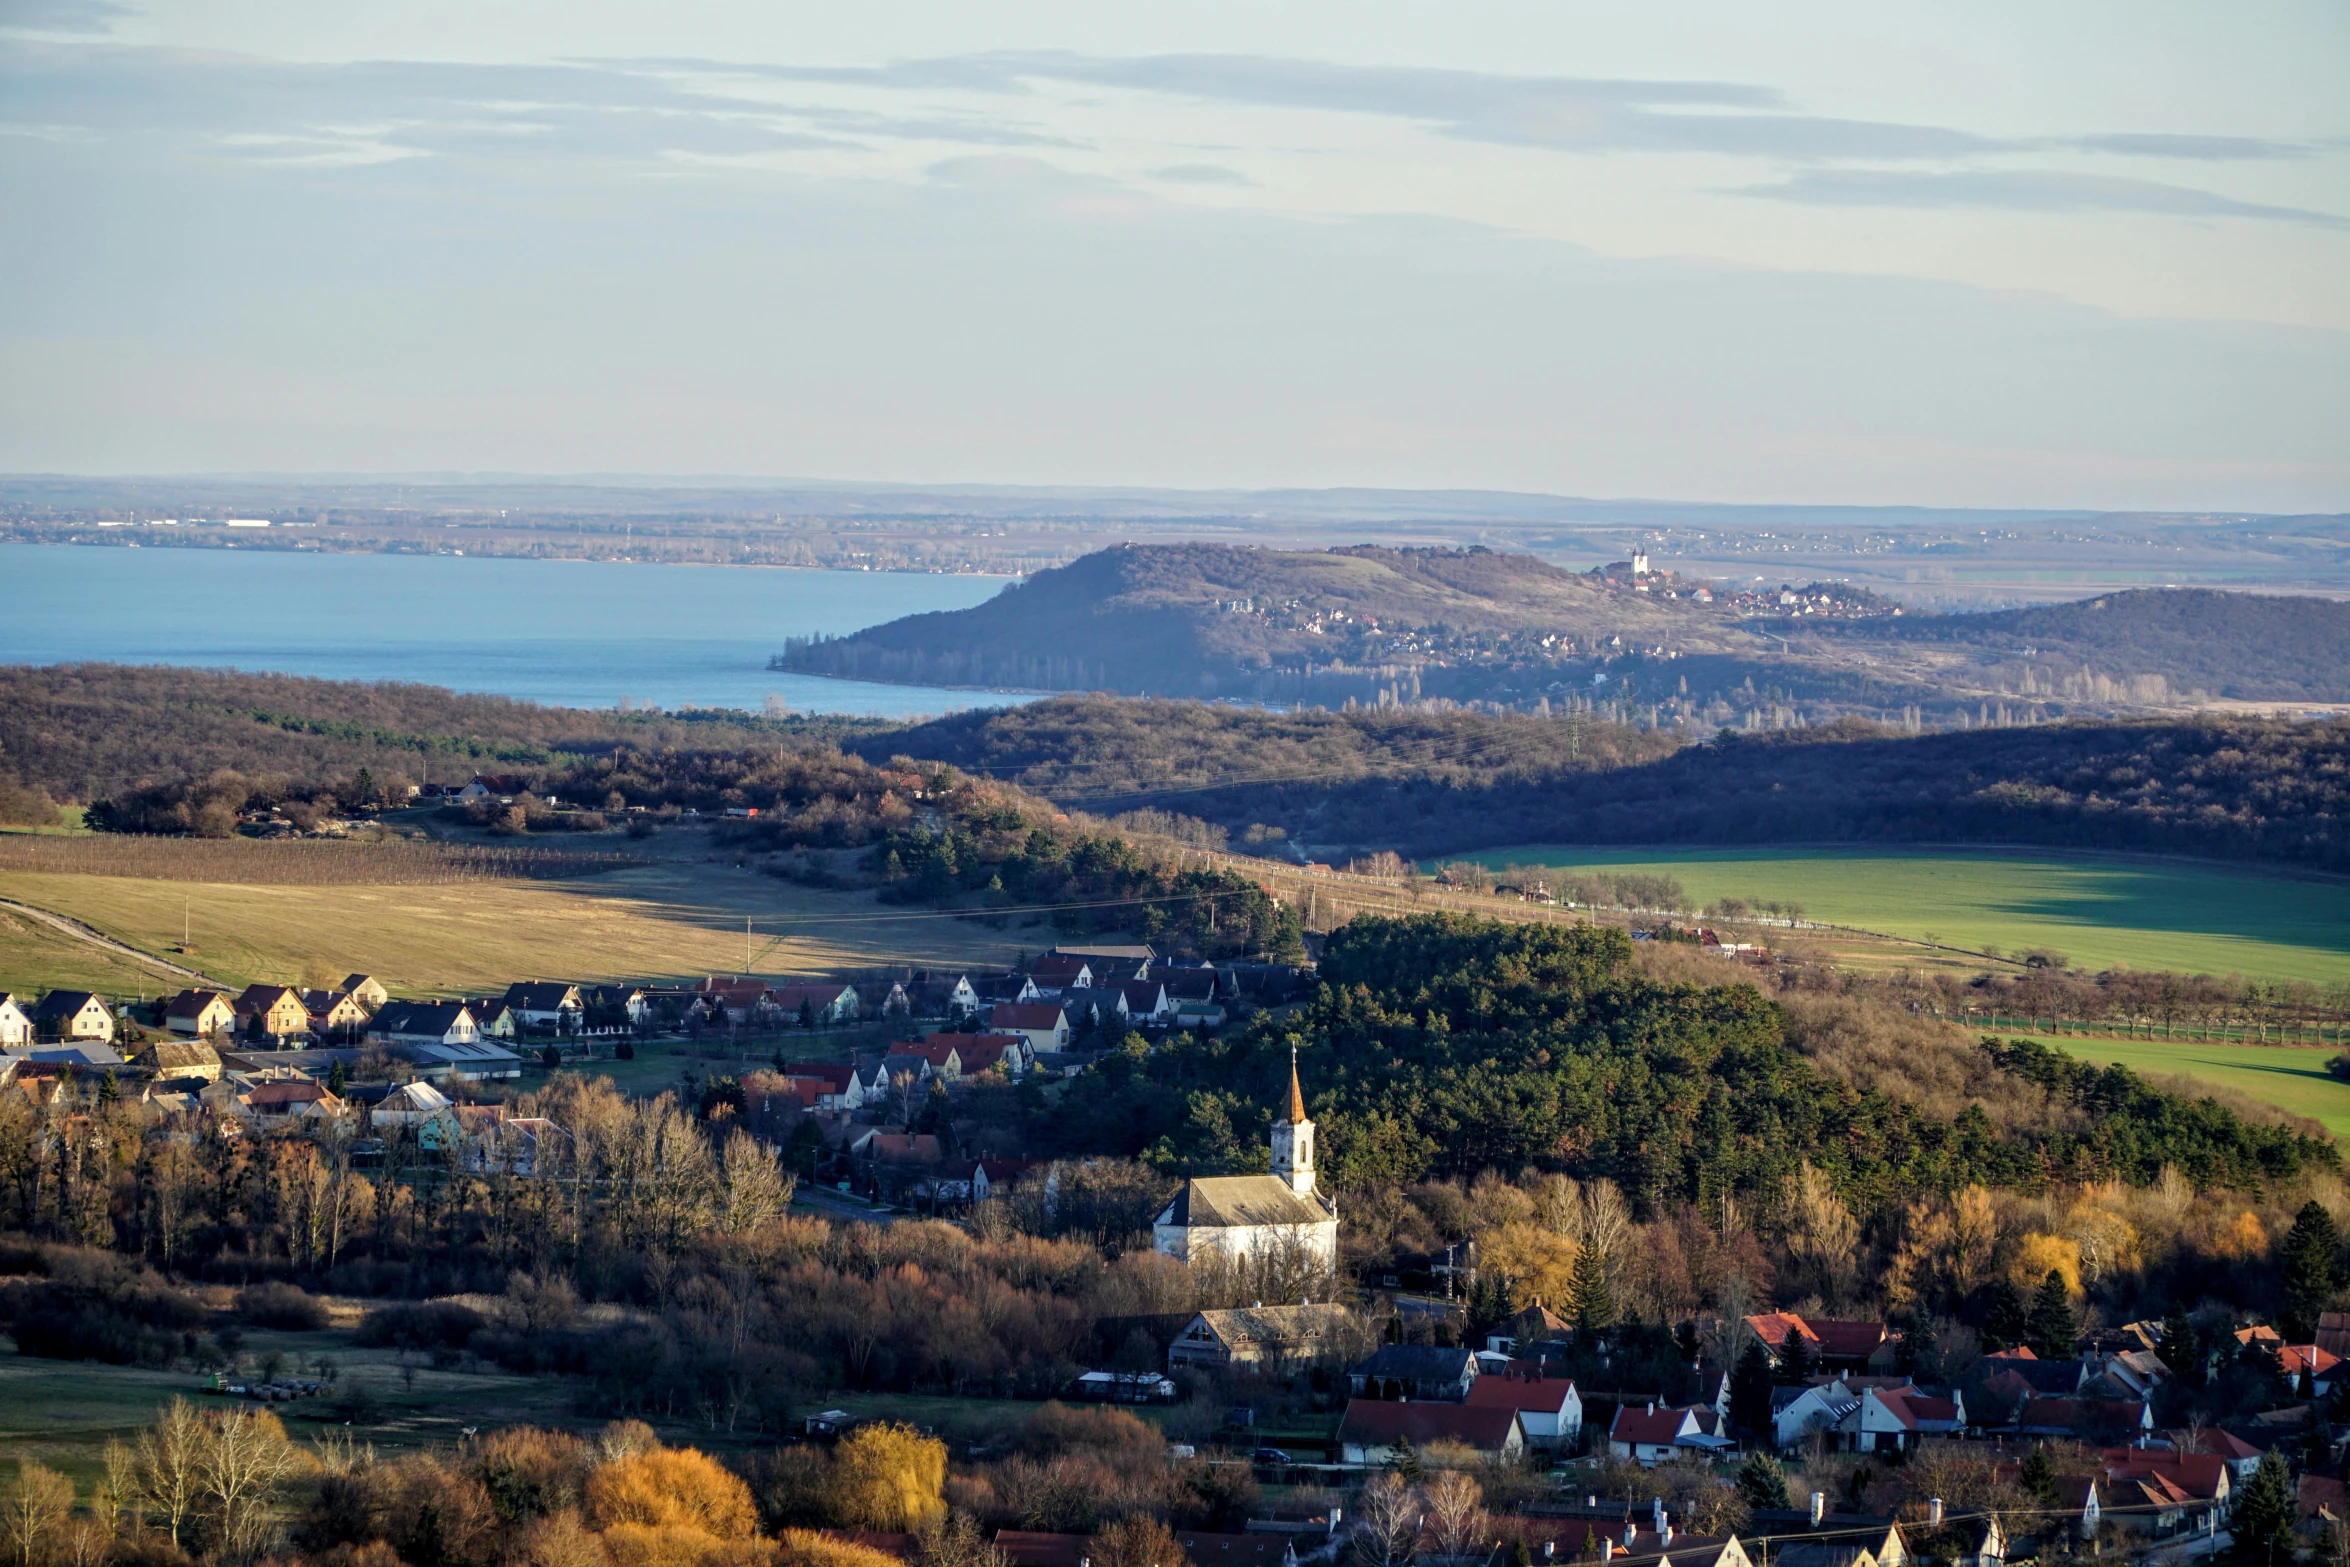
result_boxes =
[792,1184,908,1226]
[0,896,221,986]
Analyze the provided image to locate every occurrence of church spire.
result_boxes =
[1286,1044,1306,1125]
[1272,1045,1316,1197]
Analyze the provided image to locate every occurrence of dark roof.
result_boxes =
[994,1535,1088,1567]
[1338,1399,1518,1451]
[504,982,582,1009]
[1351,1343,1476,1383]
[1165,1175,1331,1230]
[33,990,103,1019]
[369,1000,472,1037]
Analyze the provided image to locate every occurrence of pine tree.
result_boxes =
[2019,1446,2058,1507]
[1981,1279,2029,1352]
[327,1059,348,1094]
[2228,1450,2296,1567]
[1897,1316,1937,1377]
[1390,1434,1424,1482]
[1777,1325,1816,1385]
[1729,1340,1777,1437]
[1569,1243,1615,1334]
[2159,1309,2201,1387]
[1737,1451,1793,1511]
[2279,1199,2345,1342]
[2026,1271,2077,1361]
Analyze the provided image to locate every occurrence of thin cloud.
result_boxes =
[2064,132,2313,161]
[1734,167,2350,229]
[0,0,130,36]
[1147,162,1252,186]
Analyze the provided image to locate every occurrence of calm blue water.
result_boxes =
[0,542,1032,717]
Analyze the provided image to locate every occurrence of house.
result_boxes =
[504,982,585,1032]
[2317,1312,2350,1360]
[695,978,776,1026]
[988,1002,1073,1054]
[1174,1533,1301,1567]
[163,989,236,1037]
[2279,1343,2340,1396]
[340,975,390,1012]
[1159,968,1221,1008]
[234,984,312,1041]
[1026,954,1094,993]
[783,1061,868,1113]
[1609,1403,1737,1463]
[1485,1303,1570,1355]
[467,1000,519,1040]
[907,973,982,1018]
[131,1039,223,1083]
[370,1080,458,1142]
[0,996,31,1048]
[1112,979,1168,1024]
[1850,1387,1964,1452]
[921,1032,1027,1079]
[2162,1427,2262,1481]
[881,1040,960,1085]
[230,1078,347,1128]
[1349,1344,1478,1402]
[968,973,1042,1007]
[302,990,372,1038]
[399,1038,524,1081]
[992,1533,1090,1567]
[1465,1365,1583,1448]
[1168,1305,1360,1373]
[586,984,649,1026]
[1339,1400,1523,1464]
[772,983,860,1025]
[1773,1382,1864,1452]
[1057,986,1129,1034]
[2082,1349,2171,1400]
[34,991,114,1043]
[2017,1398,2152,1440]
[1746,1312,1901,1373]
[367,1001,479,1048]
[2100,1453,2228,1538]
[1154,1056,1338,1272]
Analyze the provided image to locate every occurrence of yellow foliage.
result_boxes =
[603,1523,780,1567]
[2213,1210,2270,1260]
[2009,1232,2081,1297]
[777,1532,912,1567]
[1477,1222,1579,1310]
[588,1449,759,1539]
[828,1424,947,1532]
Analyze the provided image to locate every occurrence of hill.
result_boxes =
[780,543,2350,720]
[1822,587,2350,703]
[776,541,1748,706]
[876,698,2350,871]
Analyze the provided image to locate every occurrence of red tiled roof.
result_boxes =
[1608,1404,1695,1445]
[784,1061,856,1091]
[994,1533,1088,1567]
[2281,1344,2341,1378]
[1808,1319,1895,1359]
[1467,1372,1578,1414]
[1746,1311,1819,1346]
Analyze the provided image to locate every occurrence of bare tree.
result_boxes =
[132,1396,207,1549]
[1354,1471,1421,1567]
[720,1127,794,1233]
[1424,1470,1486,1562]
[0,1461,73,1567]
[199,1407,303,1562]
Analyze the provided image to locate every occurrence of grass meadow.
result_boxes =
[0,859,1040,997]
[2028,1034,2350,1140]
[1456,846,2350,984]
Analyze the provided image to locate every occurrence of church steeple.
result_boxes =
[1271,1045,1315,1197]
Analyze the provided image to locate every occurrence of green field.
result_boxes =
[1456,846,2350,983]
[2028,1035,2350,1140]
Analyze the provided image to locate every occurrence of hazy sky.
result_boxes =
[3,1,2346,509]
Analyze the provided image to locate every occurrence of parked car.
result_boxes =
[1252,1447,1292,1465]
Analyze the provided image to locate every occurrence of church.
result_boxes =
[1152,1051,1340,1270]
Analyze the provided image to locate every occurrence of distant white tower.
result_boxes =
[1270,1046,1316,1196]
[1631,552,1652,577]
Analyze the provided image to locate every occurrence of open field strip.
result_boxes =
[0,859,1035,995]
[1451,846,2350,984]
[2027,1033,2350,1141]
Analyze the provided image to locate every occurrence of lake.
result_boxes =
[0,542,1034,717]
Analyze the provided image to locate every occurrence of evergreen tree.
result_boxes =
[2227,1451,2297,1567]
[2159,1309,2202,1387]
[97,1069,119,1105]
[1981,1279,2029,1352]
[2279,1199,2345,1342]
[1737,1451,1793,1512]
[1390,1434,1424,1482]
[2018,1446,2058,1507]
[327,1058,348,1094]
[1729,1340,1777,1437]
[1778,1325,1816,1385]
[2026,1271,2077,1361]
[1569,1243,1616,1334]
[1897,1316,1937,1377]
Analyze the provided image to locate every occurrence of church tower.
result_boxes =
[1270,1046,1315,1197]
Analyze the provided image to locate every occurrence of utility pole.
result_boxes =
[745,917,752,975]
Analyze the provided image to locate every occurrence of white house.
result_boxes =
[1610,1403,1736,1464]
[367,1001,480,1048]
[0,995,30,1048]
[1466,1368,1583,1448]
[1153,1051,1338,1272]
[1775,1382,1863,1451]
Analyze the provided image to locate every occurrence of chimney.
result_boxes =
[1929,1499,1945,1529]
[1809,1493,1826,1527]
[1647,1401,1655,1415]
[1624,1523,1638,1549]
[1601,1542,1614,1564]
[1661,1524,1673,1548]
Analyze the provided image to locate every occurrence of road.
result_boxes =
[0,896,222,986]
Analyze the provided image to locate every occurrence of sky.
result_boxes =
[2,1,2346,510]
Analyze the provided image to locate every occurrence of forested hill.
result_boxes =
[877,699,2350,872]
[0,664,883,805]
[775,541,1738,703]
[1815,587,2350,703]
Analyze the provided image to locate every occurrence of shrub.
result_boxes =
[237,1281,330,1330]
[354,1300,485,1352]
[2330,1052,2350,1083]
[587,1448,759,1538]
